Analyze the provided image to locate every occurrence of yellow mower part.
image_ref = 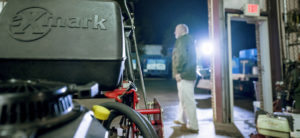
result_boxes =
[92,105,110,120]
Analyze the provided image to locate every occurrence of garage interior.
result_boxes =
[0,0,300,137]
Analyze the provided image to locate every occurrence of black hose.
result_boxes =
[100,102,158,138]
[133,110,158,137]
[102,110,158,138]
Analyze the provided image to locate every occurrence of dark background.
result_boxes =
[231,21,256,57]
[133,0,256,57]
[134,0,209,54]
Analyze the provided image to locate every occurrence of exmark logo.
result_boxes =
[9,7,107,42]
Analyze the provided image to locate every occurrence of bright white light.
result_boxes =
[201,41,213,56]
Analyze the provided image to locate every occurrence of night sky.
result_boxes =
[231,21,256,57]
[134,0,209,48]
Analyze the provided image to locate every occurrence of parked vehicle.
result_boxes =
[142,55,171,78]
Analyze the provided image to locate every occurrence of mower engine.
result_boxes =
[0,79,107,138]
[0,0,124,137]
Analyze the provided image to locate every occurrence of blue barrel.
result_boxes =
[239,48,257,60]
[232,57,240,74]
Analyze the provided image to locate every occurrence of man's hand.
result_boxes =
[176,74,182,82]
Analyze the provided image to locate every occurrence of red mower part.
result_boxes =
[136,109,161,114]
[104,88,127,98]
[104,88,139,106]
[136,98,164,138]
[104,80,132,99]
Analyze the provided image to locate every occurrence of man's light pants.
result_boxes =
[176,79,199,130]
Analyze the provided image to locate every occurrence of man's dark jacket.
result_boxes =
[172,34,197,80]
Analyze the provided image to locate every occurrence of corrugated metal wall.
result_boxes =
[282,0,300,62]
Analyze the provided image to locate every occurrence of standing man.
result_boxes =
[172,24,199,133]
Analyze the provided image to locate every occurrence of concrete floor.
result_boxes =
[138,78,257,138]
[76,78,257,137]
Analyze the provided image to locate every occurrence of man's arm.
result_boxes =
[176,38,188,73]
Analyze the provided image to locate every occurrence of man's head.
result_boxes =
[174,24,189,39]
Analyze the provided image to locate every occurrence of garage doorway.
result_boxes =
[226,14,273,136]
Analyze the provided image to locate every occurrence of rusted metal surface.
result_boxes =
[208,0,224,123]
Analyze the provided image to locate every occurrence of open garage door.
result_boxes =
[226,14,273,123]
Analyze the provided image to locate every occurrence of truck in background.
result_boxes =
[132,45,172,78]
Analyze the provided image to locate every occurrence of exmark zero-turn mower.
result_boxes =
[0,0,163,137]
